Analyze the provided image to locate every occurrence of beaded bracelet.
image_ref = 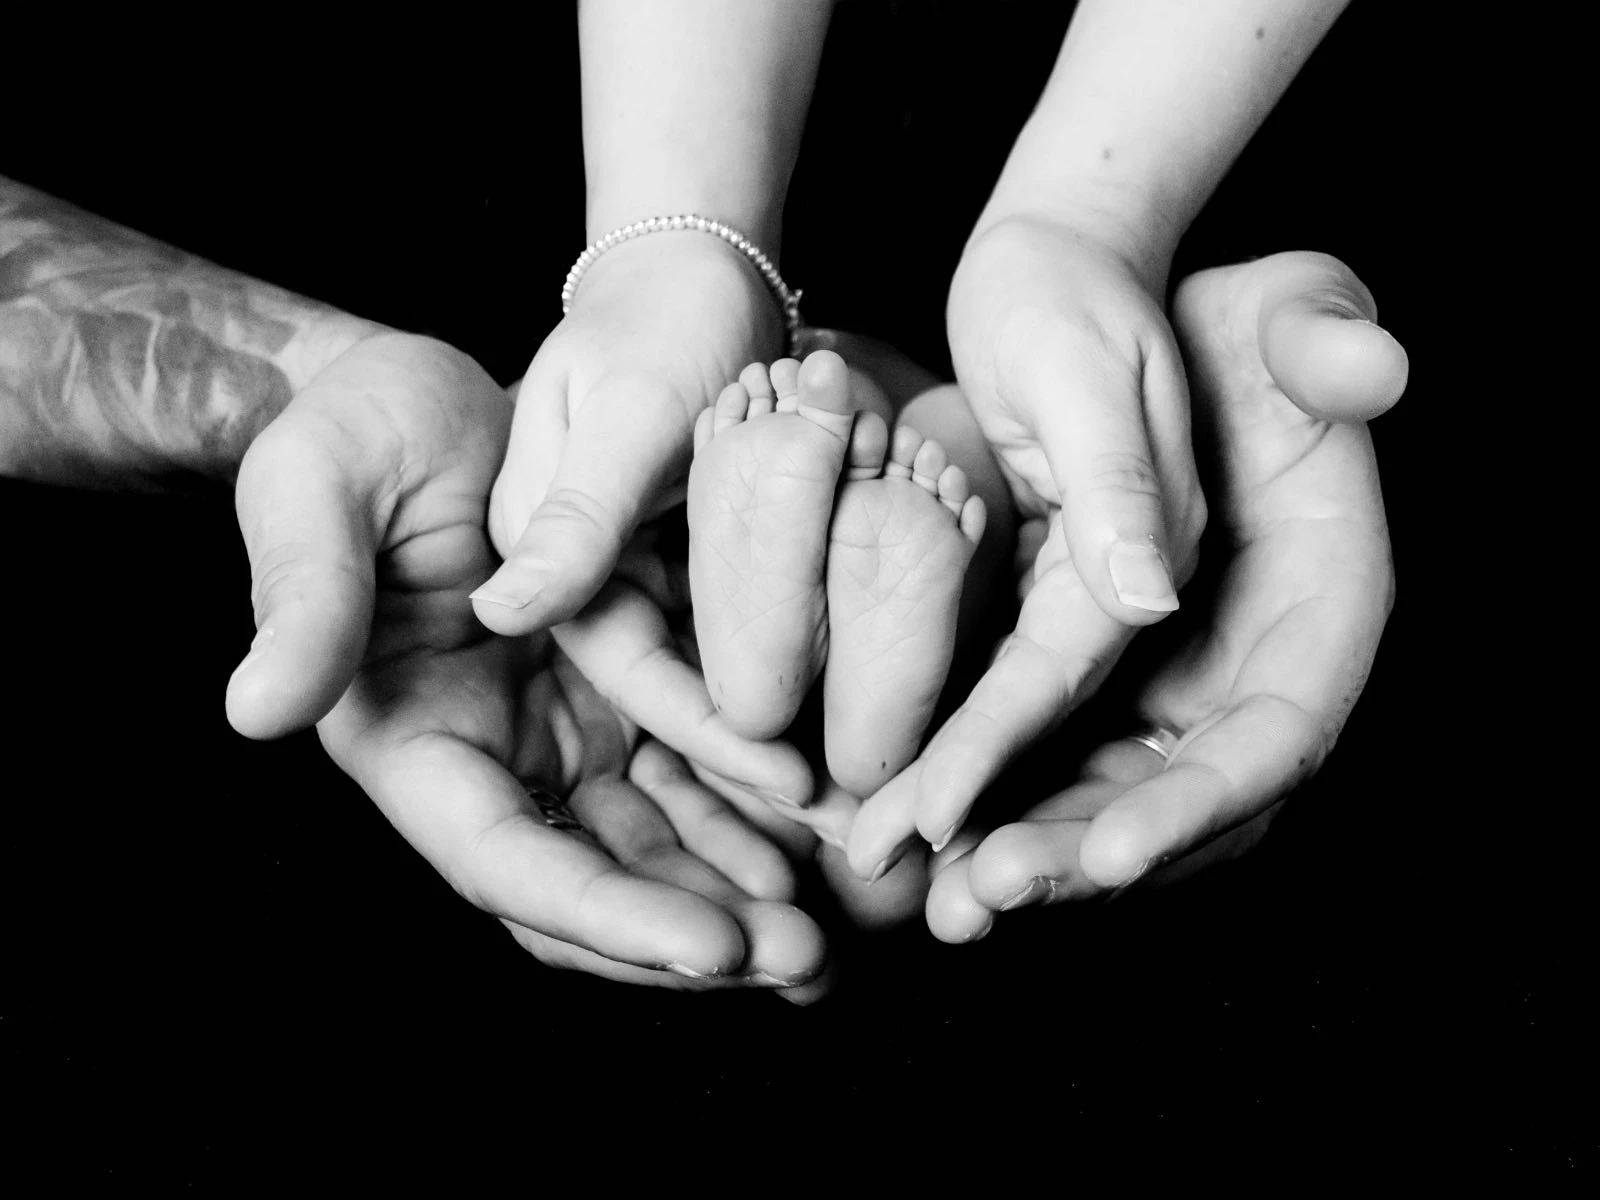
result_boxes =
[560,214,805,355]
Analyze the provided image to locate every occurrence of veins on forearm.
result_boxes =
[0,176,336,487]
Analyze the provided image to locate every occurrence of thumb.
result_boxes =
[225,418,378,739]
[1027,335,1189,625]
[472,374,693,634]
[1255,251,1410,422]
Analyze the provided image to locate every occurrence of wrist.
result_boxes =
[275,311,389,396]
[975,179,1180,297]
[585,183,785,260]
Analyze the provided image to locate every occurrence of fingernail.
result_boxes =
[751,786,804,810]
[662,962,712,980]
[999,875,1057,911]
[813,827,847,852]
[469,559,553,610]
[930,822,961,855]
[231,626,275,677]
[963,914,996,943]
[1108,542,1179,613]
[747,969,814,988]
[1106,858,1152,900]
[867,839,912,885]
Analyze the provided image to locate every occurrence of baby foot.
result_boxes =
[824,424,987,798]
[687,350,866,738]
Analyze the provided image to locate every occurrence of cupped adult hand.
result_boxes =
[223,333,826,991]
[920,250,1408,940]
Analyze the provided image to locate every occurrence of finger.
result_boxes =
[572,764,826,987]
[849,520,1131,875]
[500,920,733,990]
[814,840,929,932]
[1025,333,1186,623]
[629,740,796,903]
[227,418,377,739]
[960,752,1153,911]
[552,580,814,808]
[689,762,824,859]
[348,727,747,978]
[473,372,693,632]
[1077,694,1323,887]
[923,841,996,944]
[1253,252,1409,422]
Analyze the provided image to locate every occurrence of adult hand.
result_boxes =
[848,214,1210,875]
[224,333,826,991]
[919,251,1408,940]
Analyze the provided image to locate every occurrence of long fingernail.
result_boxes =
[747,969,815,988]
[1106,857,1152,899]
[469,559,553,610]
[750,786,804,810]
[813,827,847,852]
[1109,542,1179,612]
[231,626,275,678]
[930,822,961,855]
[662,962,713,980]
[999,875,1057,911]
[867,838,913,884]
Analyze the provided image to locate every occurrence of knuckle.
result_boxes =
[1078,450,1164,508]
[534,486,627,553]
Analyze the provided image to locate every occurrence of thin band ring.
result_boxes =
[523,783,586,834]
[1125,724,1182,762]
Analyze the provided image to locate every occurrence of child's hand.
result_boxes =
[471,232,784,633]
[946,213,1207,623]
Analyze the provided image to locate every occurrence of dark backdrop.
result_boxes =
[2,3,1583,1178]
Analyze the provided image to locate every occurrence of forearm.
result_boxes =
[981,0,1347,286]
[0,176,382,488]
[579,0,832,250]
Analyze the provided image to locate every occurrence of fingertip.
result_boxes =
[1263,304,1409,422]
[471,552,593,634]
[925,852,994,944]
[1104,539,1181,622]
[224,607,362,739]
[1077,808,1153,889]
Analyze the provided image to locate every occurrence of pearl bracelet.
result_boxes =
[560,214,805,354]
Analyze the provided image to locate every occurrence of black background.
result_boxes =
[2,2,1585,1179]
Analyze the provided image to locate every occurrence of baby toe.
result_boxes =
[769,357,802,410]
[884,424,924,480]
[911,438,948,494]
[937,463,970,516]
[739,361,774,401]
[845,410,890,481]
[713,381,751,434]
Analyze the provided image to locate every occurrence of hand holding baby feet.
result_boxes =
[686,349,863,738]
[474,232,782,634]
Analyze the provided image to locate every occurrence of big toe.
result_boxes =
[796,350,855,425]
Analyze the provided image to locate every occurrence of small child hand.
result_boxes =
[471,231,783,634]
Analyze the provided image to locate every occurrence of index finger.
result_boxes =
[846,518,1133,878]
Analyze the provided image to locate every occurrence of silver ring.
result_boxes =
[523,783,586,834]
[1125,724,1182,762]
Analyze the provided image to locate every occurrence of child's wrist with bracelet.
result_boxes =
[561,214,805,355]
